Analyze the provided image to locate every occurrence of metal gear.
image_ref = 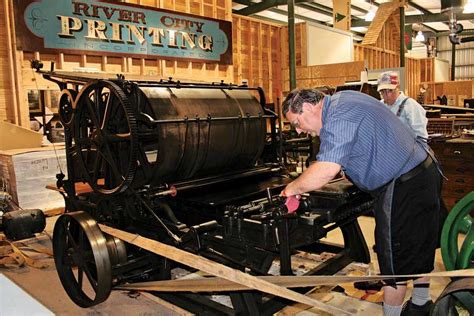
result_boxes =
[73,80,138,194]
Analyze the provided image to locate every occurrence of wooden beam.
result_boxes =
[332,0,351,31]
[115,269,474,293]
[98,224,351,315]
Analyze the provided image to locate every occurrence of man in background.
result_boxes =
[377,71,428,140]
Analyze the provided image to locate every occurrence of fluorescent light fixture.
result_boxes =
[464,0,474,13]
[415,31,425,42]
[365,6,377,22]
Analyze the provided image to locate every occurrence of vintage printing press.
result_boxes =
[33,60,373,314]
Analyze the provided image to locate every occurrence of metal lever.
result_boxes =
[266,187,273,204]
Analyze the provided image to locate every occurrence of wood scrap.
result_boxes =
[99,224,352,315]
[340,282,383,303]
[139,292,194,316]
[115,269,474,292]
[276,285,335,316]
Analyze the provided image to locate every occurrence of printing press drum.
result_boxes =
[72,80,268,194]
[139,86,267,183]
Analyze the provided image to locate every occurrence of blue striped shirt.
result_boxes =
[317,91,427,191]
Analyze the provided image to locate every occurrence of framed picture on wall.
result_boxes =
[47,90,60,112]
[27,89,41,113]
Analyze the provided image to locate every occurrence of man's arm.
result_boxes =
[282,161,341,196]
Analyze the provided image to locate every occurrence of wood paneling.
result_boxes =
[2,0,245,126]
[280,23,307,67]
[232,15,282,104]
[282,61,365,93]
[421,80,473,106]
[354,44,399,70]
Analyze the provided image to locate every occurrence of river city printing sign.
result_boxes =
[14,0,232,64]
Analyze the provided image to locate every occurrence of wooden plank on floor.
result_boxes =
[99,224,351,315]
[116,270,474,292]
[276,285,335,316]
[139,292,194,316]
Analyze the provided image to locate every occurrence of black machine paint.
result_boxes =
[33,60,373,314]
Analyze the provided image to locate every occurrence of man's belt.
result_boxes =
[398,155,433,183]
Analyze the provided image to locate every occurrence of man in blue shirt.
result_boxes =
[281,89,444,316]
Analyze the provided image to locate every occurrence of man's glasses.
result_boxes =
[379,89,393,96]
[290,114,301,129]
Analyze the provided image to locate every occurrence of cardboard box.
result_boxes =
[447,95,456,107]
[457,95,469,107]
[0,146,67,211]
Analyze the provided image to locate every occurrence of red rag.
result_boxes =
[285,195,301,213]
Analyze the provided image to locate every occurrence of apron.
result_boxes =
[373,137,445,280]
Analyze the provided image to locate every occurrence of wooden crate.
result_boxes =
[0,147,67,211]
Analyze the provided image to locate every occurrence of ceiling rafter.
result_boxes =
[407,0,446,32]
[232,1,474,36]
[352,12,474,27]
[234,0,309,16]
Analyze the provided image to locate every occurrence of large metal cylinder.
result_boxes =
[138,86,267,183]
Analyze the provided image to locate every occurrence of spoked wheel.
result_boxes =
[74,80,138,194]
[53,211,112,307]
[59,89,77,127]
[432,278,474,315]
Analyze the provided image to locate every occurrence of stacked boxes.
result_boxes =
[0,147,67,211]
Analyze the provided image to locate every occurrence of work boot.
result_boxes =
[400,299,433,316]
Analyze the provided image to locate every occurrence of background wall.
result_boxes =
[305,23,353,66]
[0,0,283,127]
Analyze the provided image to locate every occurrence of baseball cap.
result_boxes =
[377,71,399,91]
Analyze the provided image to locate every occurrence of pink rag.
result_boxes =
[285,195,301,213]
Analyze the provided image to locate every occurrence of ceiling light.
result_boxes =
[464,0,474,14]
[365,6,377,22]
[415,31,425,42]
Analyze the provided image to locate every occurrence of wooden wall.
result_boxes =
[0,0,286,126]
[0,1,21,125]
[279,20,418,99]
[282,61,365,93]
[354,44,400,70]
[3,0,464,127]
[280,23,307,67]
[421,80,473,106]
[405,57,434,99]
[0,0,241,127]
[232,15,282,104]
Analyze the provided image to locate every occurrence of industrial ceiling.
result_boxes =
[232,0,474,40]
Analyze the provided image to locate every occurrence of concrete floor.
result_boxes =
[0,215,453,315]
